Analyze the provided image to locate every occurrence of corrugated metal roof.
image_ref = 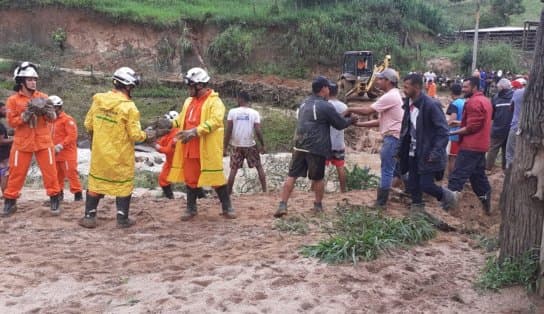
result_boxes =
[459,26,525,33]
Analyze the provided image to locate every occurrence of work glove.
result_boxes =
[54,144,63,153]
[177,128,198,144]
[21,110,33,123]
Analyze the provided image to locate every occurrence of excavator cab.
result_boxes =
[342,51,374,79]
[339,51,390,101]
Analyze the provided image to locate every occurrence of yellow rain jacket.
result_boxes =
[168,90,226,187]
[85,90,146,196]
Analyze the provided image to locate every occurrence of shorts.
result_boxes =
[326,150,345,167]
[230,145,262,169]
[449,141,460,156]
[288,150,326,180]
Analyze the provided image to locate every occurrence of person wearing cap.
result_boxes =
[274,76,356,217]
[505,78,527,168]
[79,66,155,229]
[2,62,62,217]
[397,73,456,212]
[485,78,514,172]
[50,95,83,202]
[167,67,236,221]
[325,82,349,193]
[224,91,267,195]
[346,68,403,208]
[154,110,180,199]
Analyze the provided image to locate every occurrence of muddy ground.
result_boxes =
[1,170,543,313]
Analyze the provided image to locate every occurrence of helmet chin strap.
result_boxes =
[22,82,36,93]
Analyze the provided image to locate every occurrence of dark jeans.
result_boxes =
[408,156,444,204]
[448,150,490,197]
[485,135,508,170]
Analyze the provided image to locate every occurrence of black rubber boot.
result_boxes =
[480,190,492,216]
[181,187,198,221]
[50,193,62,215]
[215,185,236,219]
[161,185,174,199]
[116,195,135,228]
[74,191,83,202]
[78,192,100,228]
[195,187,206,199]
[374,188,390,209]
[2,198,17,217]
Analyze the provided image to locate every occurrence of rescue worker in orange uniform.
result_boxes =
[50,95,83,202]
[155,110,180,199]
[167,67,236,220]
[2,62,62,217]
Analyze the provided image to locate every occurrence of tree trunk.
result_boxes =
[499,7,544,261]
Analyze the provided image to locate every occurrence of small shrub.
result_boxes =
[208,25,254,73]
[301,204,436,264]
[476,251,539,292]
[51,27,67,51]
[134,170,158,189]
[274,215,309,235]
[345,165,379,191]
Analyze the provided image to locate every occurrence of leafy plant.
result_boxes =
[301,204,436,264]
[476,250,538,292]
[208,25,254,73]
[51,27,67,51]
[345,165,379,191]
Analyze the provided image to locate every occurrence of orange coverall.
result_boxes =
[156,128,179,187]
[53,111,82,194]
[4,91,60,199]
[182,90,210,188]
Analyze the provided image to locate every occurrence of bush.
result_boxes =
[461,43,520,74]
[345,165,379,191]
[0,41,45,61]
[476,250,538,292]
[208,25,254,73]
[301,204,436,264]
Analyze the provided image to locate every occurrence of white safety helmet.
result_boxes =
[13,61,39,80]
[184,67,210,84]
[112,66,140,87]
[164,110,179,121]
[48,95,63,107]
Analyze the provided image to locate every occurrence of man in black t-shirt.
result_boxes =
[0,102,13,196]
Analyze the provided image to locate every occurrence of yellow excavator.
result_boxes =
[338,51,391,102]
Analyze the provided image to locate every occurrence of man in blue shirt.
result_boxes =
[446,83,465,176]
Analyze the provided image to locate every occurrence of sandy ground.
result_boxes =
[1,169,543,313]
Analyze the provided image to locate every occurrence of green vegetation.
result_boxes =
[476,250,538,292]
[208,25,254,73]
[259,108,296,153]
[345,165,379,191]
[461,43,520,73]
[301,205,436,264]
[274,215,309,235]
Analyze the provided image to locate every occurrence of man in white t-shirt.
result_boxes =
[326,82,348,192]
[224,91,266,194]
[346,68,403,208]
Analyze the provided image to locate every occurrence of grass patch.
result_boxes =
[301,204,436,264]
[345,165,380,191]
[476,250,539,292]
[260,108,296,153]
[274,215,309,235]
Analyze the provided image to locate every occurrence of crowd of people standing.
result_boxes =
[0,61,527,228]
